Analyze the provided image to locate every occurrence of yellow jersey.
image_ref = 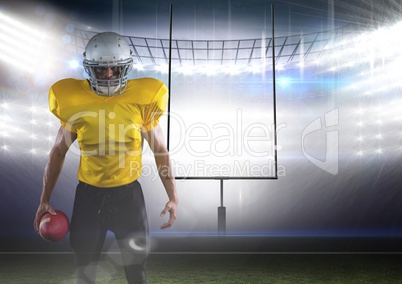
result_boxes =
[49,78,168,188]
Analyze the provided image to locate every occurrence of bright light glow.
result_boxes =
[0,13,46,38]
[348,83,357,90]
[0,12,51,72]
[345,61,355,68]
[0,43,35,72]
[277,64,285,70]
[1,131,9,138]
[261,31,267,69]
[249,65,263,74]
[177,65,195,75]
[280,78,289,86]
[0,23,44,53]
[204,64,221,76]
[228,66,242,75]
[356,108,364,114]
[69,60,79,69]
[134,64,144,71]
[318,20,402,98]
[154,64,168,73]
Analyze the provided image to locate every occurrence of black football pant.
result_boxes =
[70,180,149,284]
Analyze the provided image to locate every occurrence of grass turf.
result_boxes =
[1,253,402,283]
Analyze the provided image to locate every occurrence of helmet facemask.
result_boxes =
[83,32,133,96]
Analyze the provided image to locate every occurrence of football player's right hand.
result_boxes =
[33,202,56,233]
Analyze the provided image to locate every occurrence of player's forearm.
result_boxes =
[155,153,178,204]
[40,147,66,204]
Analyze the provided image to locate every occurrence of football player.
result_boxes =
[33,32,178,284]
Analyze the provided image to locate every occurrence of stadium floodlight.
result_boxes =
[155,64,169,73]
[0,12,50,72]
[279,77,289,86]
[69,60,80,69]
[356,108,364,115]
[0,12,46,38]
[1,131,9,138]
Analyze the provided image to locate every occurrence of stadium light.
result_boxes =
[69,59,80,69]
[1,102,9,109]
[0,11,50,72]
[155,64,169,74]
[279,78,289,86]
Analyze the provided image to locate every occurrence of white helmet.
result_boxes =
[83,32,133,96]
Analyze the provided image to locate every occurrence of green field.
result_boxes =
[1,253,402,283]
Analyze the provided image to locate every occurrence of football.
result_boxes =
[39,210,70,242]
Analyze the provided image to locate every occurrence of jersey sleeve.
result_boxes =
[48,84,77,133]
[141,83,168,132]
